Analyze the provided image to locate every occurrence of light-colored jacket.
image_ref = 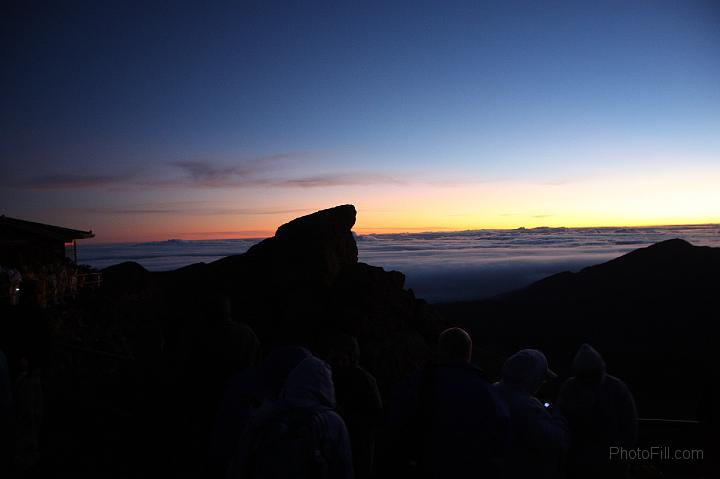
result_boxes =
[496,349,569,479]
[228,356,353,479]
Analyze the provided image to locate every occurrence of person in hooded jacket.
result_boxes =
[228,355,353,479]
[495,349,569,479]
[557,343,638,479]
[208,346,311,478]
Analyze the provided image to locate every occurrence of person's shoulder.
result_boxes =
[319,408,344,423]
[526,395,551,414]
[604,373,624,384]
[454,365,501,400]
[439,362,488,380]
[561,376,577,386]
[496,382,543,410]
[356,365,377,381]
[311,408,349,438]
[604,374,633,395]
[342,365,377,387]
[467,363,489,379]
[465,364,492,387]
[558,376,579,394]
[248,399,287,427]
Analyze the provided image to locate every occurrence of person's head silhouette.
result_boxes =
[438,327,472,364]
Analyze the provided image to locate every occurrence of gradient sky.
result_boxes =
[2,1,719,242]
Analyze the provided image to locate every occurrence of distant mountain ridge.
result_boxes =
[494,237,720,303]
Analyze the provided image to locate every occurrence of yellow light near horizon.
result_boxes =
[86,166,720,242]
[353,169,720,233]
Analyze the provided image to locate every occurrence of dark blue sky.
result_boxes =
[2,1,719,241]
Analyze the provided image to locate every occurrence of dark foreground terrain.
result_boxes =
[440,237,718,418]
[439,237,719,478]
[1,205,716,477]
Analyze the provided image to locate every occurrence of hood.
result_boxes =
[572,343,606,377]
[501,349,556,394]
[260,346,312,397]
[281,356,336,409]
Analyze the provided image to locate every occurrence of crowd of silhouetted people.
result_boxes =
[196,327,639,479]
[3,285,711,479]
[0,298,642,479]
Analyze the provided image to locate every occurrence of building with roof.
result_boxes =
[0,215,94,268]
[1,216,96,305]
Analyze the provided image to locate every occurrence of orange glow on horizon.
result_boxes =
[57,165,720,244]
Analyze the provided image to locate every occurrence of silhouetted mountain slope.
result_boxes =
[439,238,719,419]
[498,238,720,303]
[121,205,445,393]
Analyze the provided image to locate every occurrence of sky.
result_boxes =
[2,1,719,242]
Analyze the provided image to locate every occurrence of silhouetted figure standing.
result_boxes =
[699,379,717,477]
[228,355,353,479]
[162,295,260,476]
[495,349,569,479]
[557,344,638,479]
[14,356,43,473]
[385,327,510,479]
[0,348,12,475]
[208,346,311,478]
[327,334,382,479]
[6,280,50,475]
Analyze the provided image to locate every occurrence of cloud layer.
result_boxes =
[79,224,720,302]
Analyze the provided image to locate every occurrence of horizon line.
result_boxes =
[86,221,720,246]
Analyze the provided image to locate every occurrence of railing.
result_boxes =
[60,342,134,362]
[639,418,700,425]
[77,271,103,289]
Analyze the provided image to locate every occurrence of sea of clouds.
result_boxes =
[80,224,720,303]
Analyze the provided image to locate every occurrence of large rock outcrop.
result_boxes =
[154,205,444,392]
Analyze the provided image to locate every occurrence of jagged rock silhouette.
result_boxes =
[106,205,444,393]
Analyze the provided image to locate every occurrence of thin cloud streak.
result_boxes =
[13,156,578,192]
[271,173,404,188]
[500,213,554,218]
[177,230,270,237]
[17,155,404,190]
[165,160,404,188]
[17,173,137,190]
[81,206,312,216]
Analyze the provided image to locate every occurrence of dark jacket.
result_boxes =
[387,362,510,479]
[333,365,382,479]
[557,344,638,479]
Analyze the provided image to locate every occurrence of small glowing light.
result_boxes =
[15,288,20,292]
[544,402,550,408]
